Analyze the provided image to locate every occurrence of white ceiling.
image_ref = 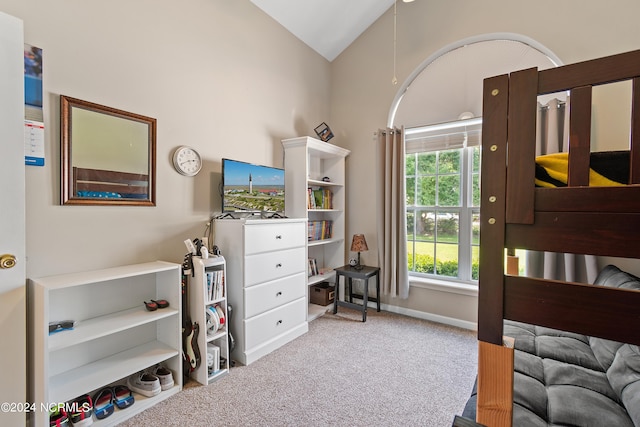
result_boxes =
[250,0,395,62]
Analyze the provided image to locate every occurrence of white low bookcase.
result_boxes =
[29,261,182,427]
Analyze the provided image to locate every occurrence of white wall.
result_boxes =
[0,0,331,278]
[329,0,640,325]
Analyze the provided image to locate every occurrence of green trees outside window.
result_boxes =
[406,145,480,282]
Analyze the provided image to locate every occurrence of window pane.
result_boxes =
[472,173,480,207]
[438,150,460,174]
[436,242,458,277]
[417,176,436,206]
[472,245,479,280]
[406,154,416,176]
[407,211,415,239]
[417,152,436,174]
[438,175,460,206]
[472,146,480,173]
[407,239,416,271]
[436,212,458,243]
[406,177,415,205]
[472,211,480,245]
[410,239,435,274]
[416,210,435,242]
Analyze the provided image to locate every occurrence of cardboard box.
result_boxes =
[310,282,335,306]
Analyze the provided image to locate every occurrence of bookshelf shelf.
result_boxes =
[308,179,343,187]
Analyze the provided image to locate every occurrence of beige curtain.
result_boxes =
[376,128,409,298]
[525,98,599,283]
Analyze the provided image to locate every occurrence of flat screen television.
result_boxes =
[221,158,285,214]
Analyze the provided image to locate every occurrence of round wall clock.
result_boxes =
[172,146,202,176]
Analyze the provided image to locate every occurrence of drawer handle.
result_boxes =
[276,263,282,268]
[276,291,282,297]
[275,235,282,239]
[276,320,283,326]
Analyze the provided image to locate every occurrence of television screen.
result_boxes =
[221,158,285,213]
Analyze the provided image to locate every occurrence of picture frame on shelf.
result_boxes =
[314,122,334,142]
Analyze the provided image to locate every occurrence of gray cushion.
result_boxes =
[547,384,634,427]
[463,265,639,426]
[607,344,640,426]
[590,336,623,371]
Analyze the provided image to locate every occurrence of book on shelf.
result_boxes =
[308,220,333,241]
[308,188,315,209]
[308,258,319,277]
[308,188,333,210]
[206,270,225,301]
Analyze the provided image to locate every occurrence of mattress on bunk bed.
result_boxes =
[534,150,629,188]
[460,265,640,426]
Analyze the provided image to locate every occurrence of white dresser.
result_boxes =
[214,218,308,365]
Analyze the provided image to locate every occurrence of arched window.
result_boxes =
[392,34,560,284]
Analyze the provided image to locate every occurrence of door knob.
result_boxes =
[0,254,17,269]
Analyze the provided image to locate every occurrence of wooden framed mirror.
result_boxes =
[61,95,157,206]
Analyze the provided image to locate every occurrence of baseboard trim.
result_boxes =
[379,303,477,331]
[342,294,477,331]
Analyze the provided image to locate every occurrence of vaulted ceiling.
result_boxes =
[250,0,396,61]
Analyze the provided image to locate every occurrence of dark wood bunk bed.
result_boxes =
[471,50,640,426]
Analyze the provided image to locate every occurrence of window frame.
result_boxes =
[405,118,481,286]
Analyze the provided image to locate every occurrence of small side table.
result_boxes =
[333,265,381,322]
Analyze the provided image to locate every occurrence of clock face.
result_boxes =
[173,146,202,176]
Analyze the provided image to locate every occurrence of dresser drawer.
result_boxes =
[244,221,306,255]
[244,247,305,287]
[244,297,307,349]
[244,273,305,318]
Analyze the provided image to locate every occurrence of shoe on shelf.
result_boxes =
[68,394,93,426]
[113,384,135,409]
[151,364,175,391]
[92,388,114,420]
[49,408,69,427]
[127,371,161,397]
[151,299,169,308]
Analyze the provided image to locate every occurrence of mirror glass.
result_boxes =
[61,96,156,206]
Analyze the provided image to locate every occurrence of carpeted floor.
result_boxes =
[119,307,478,426]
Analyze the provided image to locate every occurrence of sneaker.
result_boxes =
[127,371,161,397]
[68,394,93,426]
[49,408,69,427]
[152,364,174,391]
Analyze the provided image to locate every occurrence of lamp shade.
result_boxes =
[350,234,369,252]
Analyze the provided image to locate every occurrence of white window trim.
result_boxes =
[409,274,478,297]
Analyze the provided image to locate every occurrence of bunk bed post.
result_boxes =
[630,77,640,184]
[477,74,514,427]
[506,67,538,224]
[567,86,592,186]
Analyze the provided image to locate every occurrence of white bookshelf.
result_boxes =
[29,261,182,427]
[188,256,229,385]
[282,136,350,321]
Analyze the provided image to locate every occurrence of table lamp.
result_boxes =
[350,234,368,270]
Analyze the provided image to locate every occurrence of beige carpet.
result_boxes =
[119,308,478,426]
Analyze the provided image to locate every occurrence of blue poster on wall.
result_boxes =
[24,44,44,166]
